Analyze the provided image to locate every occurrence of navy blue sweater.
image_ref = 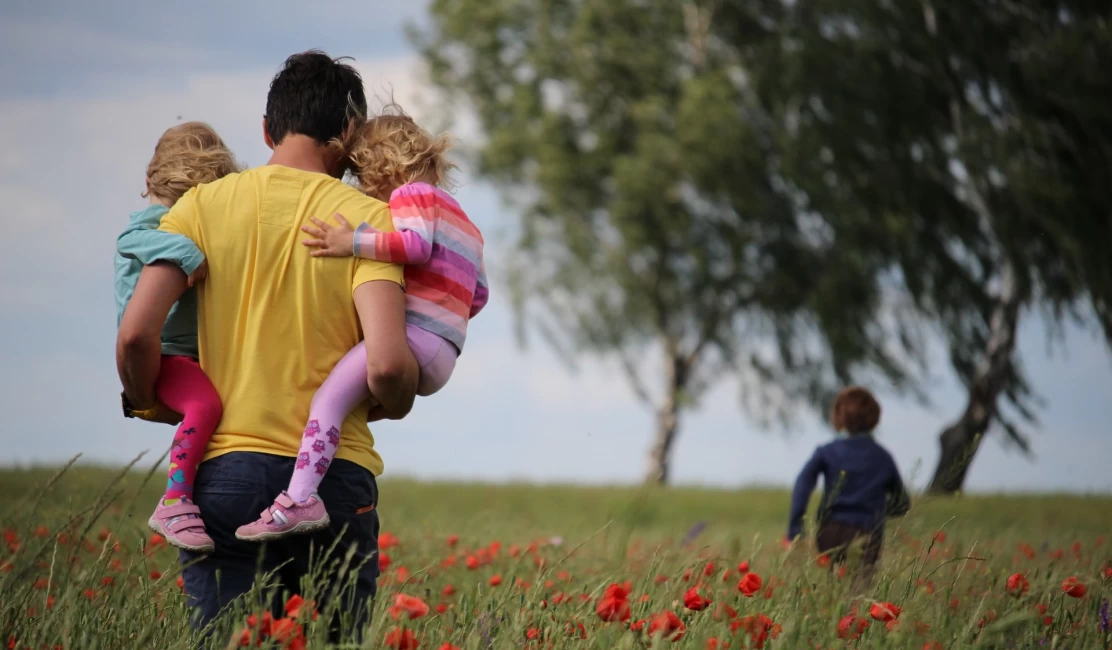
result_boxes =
[787,435,909,540]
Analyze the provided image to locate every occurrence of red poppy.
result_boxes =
[682,586,712,611]
[596,582,632,622]
[149,570,162,580]
[703,562,716,577]
[442,584,456,597]
[647,611,686,642]
[630,619,646,632]
[446,535,459,547]
[713,603,738,621]
[731,614,778,649]
[837,614,869,640]
[737,572,762,597]
[923,642,943,650]
[388,594,430,620]
[737,561,750,574]
[1103,565,1112,580]
[489,574,503,587]
[384,628,419,650]
[706,637,727,650]
[270,617,306,650]
[435,603,448,614]
[465,556,480,570]
[565,620,587,639]
[438,645,460,650]
[1061,576,1086,598]
[379,552,392,572]
[1005,573,1029,595]
[933,532,946,543]
[870,602,901,622]
[33,526,49,538]
[816,554,831,568]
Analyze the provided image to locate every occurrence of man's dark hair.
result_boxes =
[265,50,368,146]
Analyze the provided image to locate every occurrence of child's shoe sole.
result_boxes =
[234,515,331,542]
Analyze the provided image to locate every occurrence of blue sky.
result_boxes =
[1,0,1110,493]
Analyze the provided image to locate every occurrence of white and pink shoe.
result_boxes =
[148,499,214,553]
[235,492,330,542]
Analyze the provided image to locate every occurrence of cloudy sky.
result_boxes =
[1,0,1110,493]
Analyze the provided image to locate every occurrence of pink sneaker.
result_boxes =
[235,492,330,542]
[148,499,214,553]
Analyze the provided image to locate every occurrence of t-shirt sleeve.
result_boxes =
[352,201,405,293]
[158,187,203,252]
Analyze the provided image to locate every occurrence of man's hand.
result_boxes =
[186,259,208,288]
[301,213,358,257]
[127,397,184,425]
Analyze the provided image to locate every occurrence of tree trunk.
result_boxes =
[928,261,1021,494]
[644,352,688,485]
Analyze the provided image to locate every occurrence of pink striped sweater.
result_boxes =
[353,182,487,352]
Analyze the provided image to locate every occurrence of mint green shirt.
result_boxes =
[114,204,205,358]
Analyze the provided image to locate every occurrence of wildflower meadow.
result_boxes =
[1,460,1110,649]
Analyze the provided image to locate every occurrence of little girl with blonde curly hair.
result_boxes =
[236,110,488,541]
[115,122,240,552]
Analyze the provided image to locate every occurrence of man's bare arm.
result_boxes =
[354,280,419,419]
[117,262,187,410]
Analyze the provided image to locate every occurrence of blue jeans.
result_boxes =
[180,452,380,636]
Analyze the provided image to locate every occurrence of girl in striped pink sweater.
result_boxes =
[236,113,487,541]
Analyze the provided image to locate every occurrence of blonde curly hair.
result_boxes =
[347,107,456,201]
[143,122,240,205]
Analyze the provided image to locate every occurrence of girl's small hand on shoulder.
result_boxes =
[301,212,356,257]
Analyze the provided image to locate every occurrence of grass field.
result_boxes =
[1,461,1110,649]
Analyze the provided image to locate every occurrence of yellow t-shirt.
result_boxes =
[159,165,403,475]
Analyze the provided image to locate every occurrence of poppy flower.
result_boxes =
[923,642,943,650]
[379,552,392,572]
[442,584,456,597]
[446,535,459,547]
[1006,573,1029,595]
[565,620,587,639]
[596,582,632,622]
[870,602,901,622]
[706,637,727,650]
[465,556,480,570]
[149,570,162,580]
[837,614,869,640]
[33,526,49,538]
[737,561,750,574]
[682,586,712,611]
[647,611,686,642]
[379,532,399,549]
[270,618,306,650]
[713,603,738,621]
[816,554,831,568]
[737,572,762,597]
[1061,576,1086,598]
[435,603,448,614]
[702,562,716,577]
[438,645,460,650]
[388,594,430,620]
[384,628,418,650]
[489,574,503,587]
[731,614,778,649]
[630,619,646,632]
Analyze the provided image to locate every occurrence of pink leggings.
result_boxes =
[286,325,456,502]
[156,355,222,501]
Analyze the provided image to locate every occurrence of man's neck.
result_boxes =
[267,134,338,176]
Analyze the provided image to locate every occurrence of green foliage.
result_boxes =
[414,0,1112,463]
[2,465,1112,648]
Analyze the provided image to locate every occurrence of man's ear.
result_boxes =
[262,117,275,150]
